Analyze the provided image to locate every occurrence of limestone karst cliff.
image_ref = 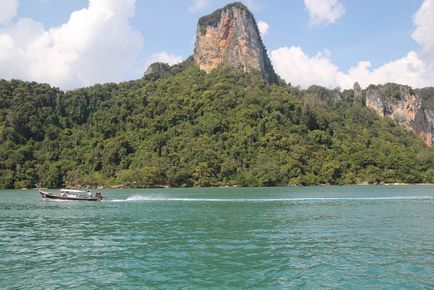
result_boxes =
[193,2,277,84]
[141,2,434,147]
[360,83,434,146]
[306,82,434,146]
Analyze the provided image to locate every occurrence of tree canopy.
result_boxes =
[1,65,433,189]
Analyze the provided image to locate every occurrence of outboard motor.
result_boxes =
[96,192,103,201]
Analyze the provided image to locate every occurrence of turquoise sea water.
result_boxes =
[1,186,433,289]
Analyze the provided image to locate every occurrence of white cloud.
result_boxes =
[146,51,183,66]
[272,0,434,89]
[0,0,144,89]
[257,21,269,37]
[271,46,345,88]
[189,0,209,12]
[412,0,434,65]
[0,0,19,25]
[271,46,432,89]
[346,52,430,88]
[304,0,345,26]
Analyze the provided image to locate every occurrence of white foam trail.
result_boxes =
[108,196,433,202]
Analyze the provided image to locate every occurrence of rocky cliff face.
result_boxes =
[353,82,364,105]
[425,109,434,143]
[144,62,171,76]
[362,83,433,146]
[194,2,277,84]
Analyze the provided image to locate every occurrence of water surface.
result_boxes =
[1,186,433,288]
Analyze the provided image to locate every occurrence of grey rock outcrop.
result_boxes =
[144,62,171,77]
[365,85,386,117]
[363,83,433,146]
[193,2,277,84]
[353,82,364,105]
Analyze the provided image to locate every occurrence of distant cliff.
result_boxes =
[356,83,434,146]
[194,2,278,84]
[144,62,170,77]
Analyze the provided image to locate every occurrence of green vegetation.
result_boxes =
[1,64,433,189]
[366,83,415,104]
[416,87,434,112]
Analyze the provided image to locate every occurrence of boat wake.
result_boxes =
[108,195,433,202]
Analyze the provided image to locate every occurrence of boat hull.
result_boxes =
[39,190,100,201]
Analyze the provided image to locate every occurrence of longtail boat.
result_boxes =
[38,186,103,201]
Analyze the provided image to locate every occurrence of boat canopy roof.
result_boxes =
[60,189,88,193]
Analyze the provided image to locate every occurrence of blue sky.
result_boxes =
[0,0,433,89]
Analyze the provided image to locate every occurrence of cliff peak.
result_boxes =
[144,62,171,76]
[194,2,278,84]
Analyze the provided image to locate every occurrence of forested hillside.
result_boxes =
[1,64,433,189]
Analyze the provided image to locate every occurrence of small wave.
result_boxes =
[108,195,166,202]
[108,196,433,202]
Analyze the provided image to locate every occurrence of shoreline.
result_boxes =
[12,182,434,191]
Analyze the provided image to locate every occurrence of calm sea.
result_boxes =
[1,186,433,289]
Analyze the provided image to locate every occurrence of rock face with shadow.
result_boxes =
[363,83,433,146]
[144,62,171,77]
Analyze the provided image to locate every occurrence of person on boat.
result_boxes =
[87,191,92,198]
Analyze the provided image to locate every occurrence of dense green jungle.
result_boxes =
[1,60,434,189]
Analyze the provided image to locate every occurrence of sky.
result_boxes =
[0,0,433,90]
